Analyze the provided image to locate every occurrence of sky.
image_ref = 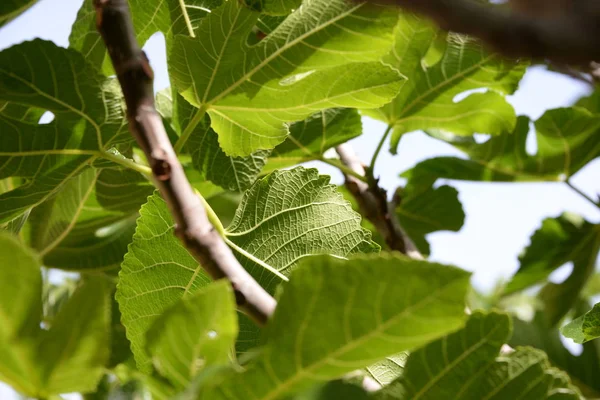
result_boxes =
[1,0,599,397]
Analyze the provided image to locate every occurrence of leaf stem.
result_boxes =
[319,157,368,183]
[100,150,152,177]
[566,180,600,210]
[178,0,196,37]
[196,190,226,236]
[370,124,393,173]
[224,237,289,282]
[174,105,207,154]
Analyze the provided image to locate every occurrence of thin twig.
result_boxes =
[335,143,422,258]
[100,150,152,176]
[319,156,369,183]
[362,0,600,65]
[93,0,276,325]
[566,180,600,210]
[370,125,393,173]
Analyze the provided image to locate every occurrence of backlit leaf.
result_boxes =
[363,14,525,153]
[146,281,238,390]
[562,303,600,344]
[265,108,362,172]
[0,233,111,397]
[504,214,600,325]
[0,40,128,223]
[396,185,465,255]
[118,167,377,371]
[377,312,581,400]
[403,110,600,186]
[171,0,403,156]
[202,254,471,399]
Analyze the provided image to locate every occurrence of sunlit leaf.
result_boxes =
[244,0,302,15]
[403,109,600,186]
[165,92,271,192]
[146,281,238,390]
[171,0,402,156]
[201,254,470,399]
[377,312,581,400]
[225,167,378,291]
[265,108,362,172]
[36,276,111,395]
[504,213,600,325]
[365,353,407,387]
[510,311,600,397]
[118,167,377,371]
[0,40,128,223]
[0,233,111,397]
[28,168,98,255]
[562,303,600,344]
[363,15,525,153]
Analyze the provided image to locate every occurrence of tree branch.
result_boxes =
[365,0,600,65]
[335,144,422,259]
[93,0,275,324]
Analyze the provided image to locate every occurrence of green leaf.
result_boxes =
[118,167,377,371]
[146,281,238,390]
[0,0,38,27]
[363,15,525,153]
[293,380,369,400]
[510,311,600,397]
[171,0,403,156]
[70,0,223,73]
[0,40,129,223]
[36,276,111,395]
[403,109,600,186]
[130,0,222,45]
[202,254,471,399]
[95,167,154,213]
[164,92,270,192]
[562,303,600,344]
[504,214,600,325]
[0,232,42,341]
[378,312,511,399]
[0,233,42,396]
[505,214,599,294]
[69,0,113,75]
[28,168,98,255]
[225,167,378,289]
[41,207,137,272]
[377,312,580,400]
[31,166,148,272]
[396,185,465,255]
[0,233,111,397]
[244,0,302,16]
[265,108,362,172]
[365,353,407,387]
[117,194,211,373]
[464,349,581,400]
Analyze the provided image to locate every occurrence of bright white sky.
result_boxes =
[1,0,599,397]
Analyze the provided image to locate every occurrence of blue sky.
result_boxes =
[1,0,599,396]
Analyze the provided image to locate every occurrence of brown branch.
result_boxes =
[93,0,275,324]
[335,144,422,259]
[364,0,600,66]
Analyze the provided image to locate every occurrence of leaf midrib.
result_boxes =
[255,275,466,400]
[225,201,348,236]
[206,2,364,106]
[410,323,504,400]
[393,53,497,123]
